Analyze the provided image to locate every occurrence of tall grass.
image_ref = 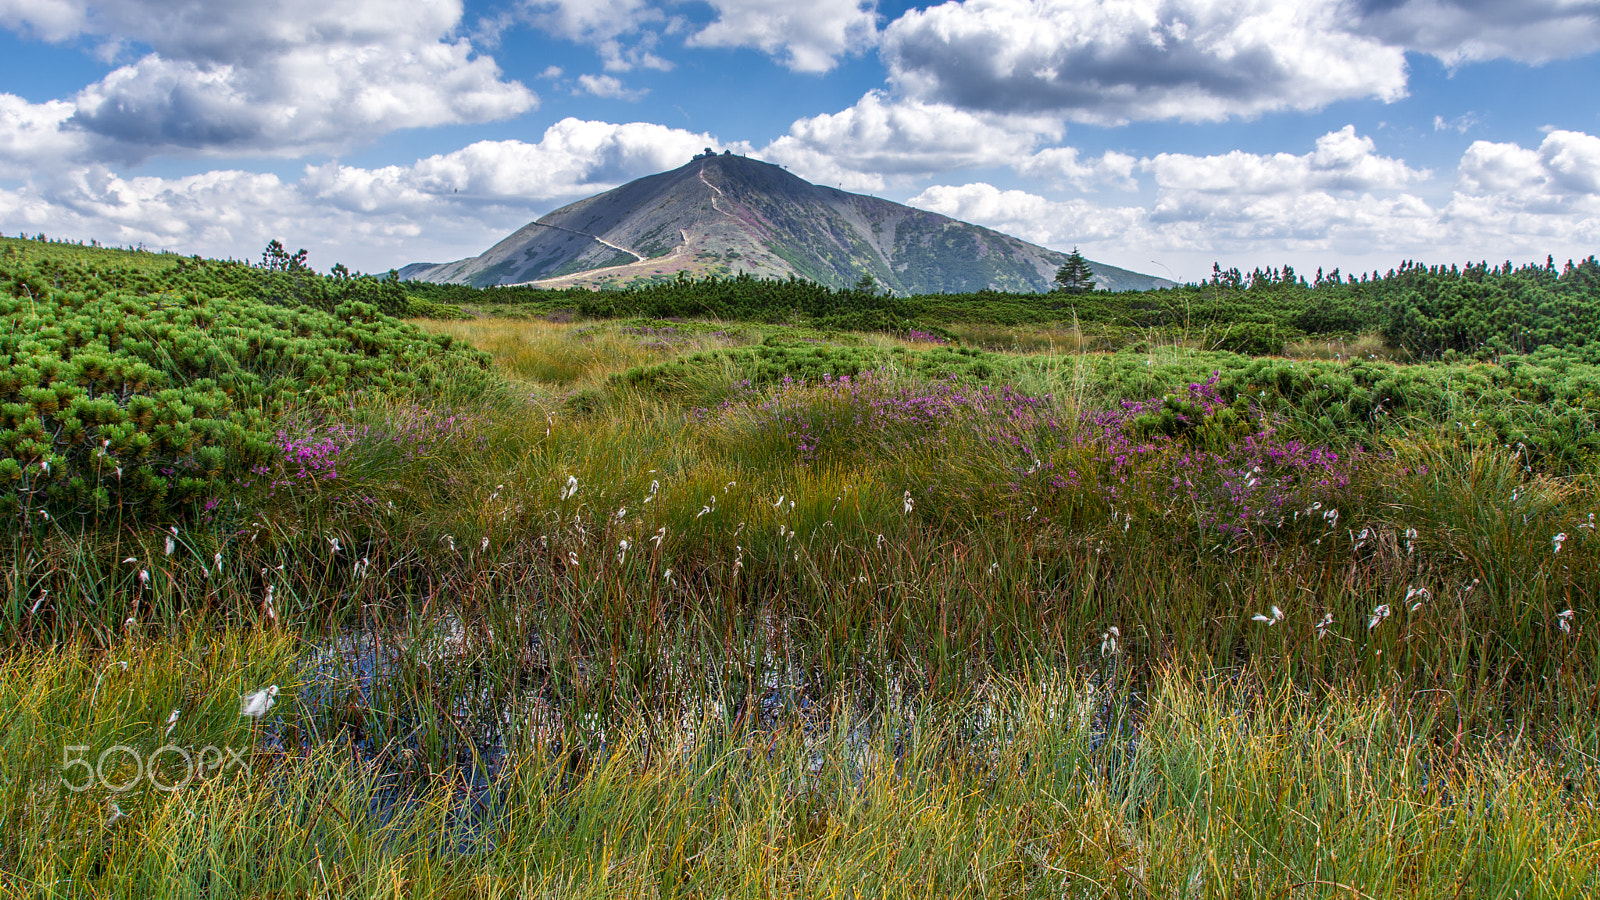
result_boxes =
[416,317,748,392]
[4,643,1595,898]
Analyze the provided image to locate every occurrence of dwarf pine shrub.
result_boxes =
[1,255,491,523]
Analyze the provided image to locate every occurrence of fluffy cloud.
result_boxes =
[1350,0,1600,66]
[1,119,732,271]
[0,93,84,167]
[0,0,535,159]
[1018,147,1139,191]
[883,0,1409,124]
[521,0,661,43]
[0,0,83,41]
[1436,130,1600,260]
[575,74,648,100]
[759,91,1059,189]
[516,0,673,71]
[1143,126,1427,195]
[880,0,1600,125]
[688,0,879,72]
[1452,129,1600,229]
[912,128,1600,278]
[909,182,1147,247]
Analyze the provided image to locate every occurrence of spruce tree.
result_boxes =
[1054,247,1095,294]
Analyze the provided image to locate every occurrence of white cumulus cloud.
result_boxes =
[759,91,1060,189]
[909,182,1147,247]
[0,93,84,167]
[1018,147,1139,190]
[1453,129,1600,222]
[688,0,879,72]
[1143,126,1428,195]
[575,74,649,100]
[1350,0,1600,66]
[516,0,674,71]
[520,0,662,42]
[0,0,84,41]
[883,0,1410,124]
[0,0,535,160]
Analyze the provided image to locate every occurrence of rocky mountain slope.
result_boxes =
[399,154,1172,294]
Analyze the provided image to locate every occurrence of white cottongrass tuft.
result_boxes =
[1100,626,1120,656]
[1553,532,1567,553]
[164,708,180,737]
[561,474,579,501]
[1252,606,1283,626]
[1558,609,1575,634]
[903,491,915,515]
[1405,586,1431,611]
[1368,604,1391,629]
[567,551,580,568]
[240,685,279,718]
[1315,613,1334,639]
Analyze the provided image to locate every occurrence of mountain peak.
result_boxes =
[403,158,1171,293]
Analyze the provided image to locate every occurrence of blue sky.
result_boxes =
[2,0,1598,282]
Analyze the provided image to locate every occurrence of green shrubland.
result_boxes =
[1,240,491,521]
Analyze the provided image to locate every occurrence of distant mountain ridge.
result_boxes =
[399,154,1173,294]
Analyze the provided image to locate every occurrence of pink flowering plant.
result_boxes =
[728,370,1356,541]
[240,403,488,516]
[1070,375,1355,538]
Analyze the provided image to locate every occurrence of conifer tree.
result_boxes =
[1054,247,1095,294]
